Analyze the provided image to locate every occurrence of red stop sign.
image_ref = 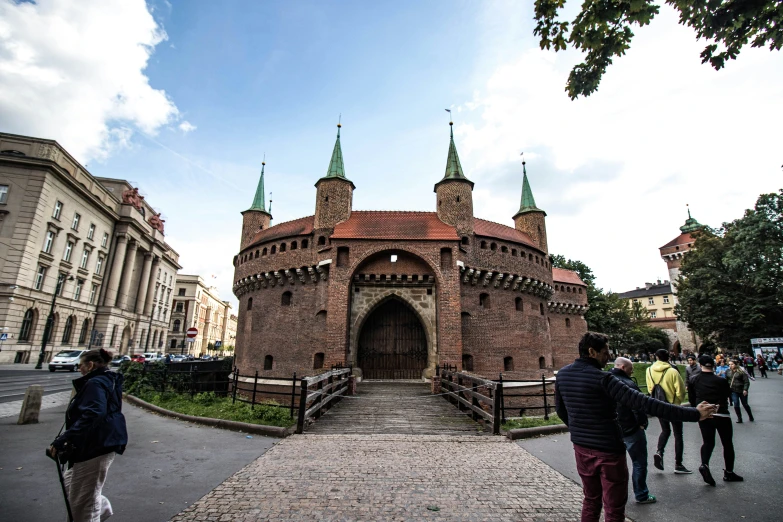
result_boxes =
[186,327,198,338]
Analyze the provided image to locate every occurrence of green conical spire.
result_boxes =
[680,205,703,233]
[248,160,268,212]
[516,158,544,215]
[325,123,346,179]
[443,122,466,180]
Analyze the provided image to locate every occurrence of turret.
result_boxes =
[240,160,272,250]
[314,122,355,229]
[434,119,474,236]
[512,157,548,253]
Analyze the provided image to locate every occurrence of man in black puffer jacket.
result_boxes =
[556,333,715,522]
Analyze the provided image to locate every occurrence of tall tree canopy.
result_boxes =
[676,190,783,351]
[534,0,783,99]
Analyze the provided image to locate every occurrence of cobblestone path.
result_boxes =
[170,434,584,521]
[306,382,489,435]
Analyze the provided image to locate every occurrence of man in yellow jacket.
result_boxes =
[646,349,692,475]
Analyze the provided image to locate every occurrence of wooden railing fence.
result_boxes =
[295,367,352,434]
[437,366,503,435]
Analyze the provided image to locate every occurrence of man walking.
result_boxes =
[690,355,744,485]
[727,359,754,423]
[686,354,701,381]
[647,349,691,474]
[556,333,714,522]
[611,358,656,504]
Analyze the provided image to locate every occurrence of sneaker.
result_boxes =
[736,418,743,423]
[724,470,744,482]
[636,495,657,504]
[699,464,716,487]
[675,464,693,474]
[654,452,664,471]
[749,416,755,422]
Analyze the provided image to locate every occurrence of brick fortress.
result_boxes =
[232,122,588,380]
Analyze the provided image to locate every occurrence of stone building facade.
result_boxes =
[0,133,180,364]
[167,274,235,356]
[618,281,679,348]
[231,123,588,380]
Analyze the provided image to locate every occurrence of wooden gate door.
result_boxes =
[357,299,427,379]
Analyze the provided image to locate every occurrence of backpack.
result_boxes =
[648,367,671,403]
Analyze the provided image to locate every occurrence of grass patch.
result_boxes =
[502,413,564,430]
[137,391,296,428]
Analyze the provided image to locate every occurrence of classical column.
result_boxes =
[135,252,154,313]
[143,256,161,316]
[103,235,128,307]
[116,241,138,310]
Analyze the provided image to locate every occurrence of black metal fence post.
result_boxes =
[162,366,168,394]
[251,370,258,410]
[189,365,195,398]
[542,374,549,420]
[499,373,506,423]
[232,368,238,404]
[289,372,297,418]
[493,381,503,435]
[296,378,308,434]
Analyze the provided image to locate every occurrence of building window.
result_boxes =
[479,293,490,309]
[578,288,582,294]
[511,248,517,256]
[663,296,670,304]
[462,354,474,372]
[53,200,62,220]
[337,246,349,267]
[73,280,83,301]
[565,317,571,327]
[101,232,108,247]
[539,302,545,315]
[43,231,55,253]
[529,253,533,261]
[280,243,287,252]
[461,236,469,245]
[648,297,655,305]
[247,297,253,310]
[282,291,292,306]
[89,284,98,304]
[63,241,74,262]
[61,316,74,343]
[80,248,89,269]
[291,241,298,250]
[490,242,497,251]
[255,250,259,259]
[271,245,276,254]
[313,352,325,369]
[173,319,181,332]
[318,236,326,246]
[71,213,80,230]
[515,297,523,311]
[178,288,185,296]
[87,224,95,240]
[0,184,8,204]
[440,247,452,270]
[95,255,104,275]
[176,302,183,312]
[539,356,546,369]
[301,239,309,249]
[480,241,487,249]
[632,298,638,303]
[79,319,90,344]
[504,356,514,372]
[650,310,657,318]
[19,309,35,341]
[170,339,177,349]
[34,266,47,290]
[264,355,273,370]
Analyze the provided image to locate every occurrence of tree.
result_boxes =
[676,190,783,351]
[534,0,783,99]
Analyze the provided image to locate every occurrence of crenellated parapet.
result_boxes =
[548,301,589,315]
[233,263,330,297]
[459,265,553,299]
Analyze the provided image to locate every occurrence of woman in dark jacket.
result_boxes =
[48,348,127,521]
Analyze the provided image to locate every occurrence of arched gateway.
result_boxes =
[357,298,428,379]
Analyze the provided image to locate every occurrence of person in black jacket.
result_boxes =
[611,358,655,504]
[690,355,744,486]
[49,348,127,521]
[556,333,715,522]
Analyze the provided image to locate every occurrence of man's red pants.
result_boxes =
[573,444,629,522]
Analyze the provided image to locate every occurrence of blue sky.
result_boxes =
[1,0,781,308]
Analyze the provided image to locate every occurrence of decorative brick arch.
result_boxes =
[345,243,444,288]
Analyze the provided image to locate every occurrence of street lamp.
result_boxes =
[35,274,74,369]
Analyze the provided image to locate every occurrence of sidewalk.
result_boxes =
[0,390,72,419]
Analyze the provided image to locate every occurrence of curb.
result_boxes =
[124,394,295,438]
[506,424,569,440]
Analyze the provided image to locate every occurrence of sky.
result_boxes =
[1,0,781,309]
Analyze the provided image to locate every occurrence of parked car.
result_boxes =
[110,355,131,368]
[49,350,87,372]
[143,352,163,363]
[131,354,146,363]
[170,355,187,362]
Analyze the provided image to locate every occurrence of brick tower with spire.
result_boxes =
[240,160,272,250]
[512,157,548,253]
[434,120,474,236]
[314,122,355,230]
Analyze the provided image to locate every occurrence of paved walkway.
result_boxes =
[306,382,489,435]
[0,390,72,418]
[171,434,584,521]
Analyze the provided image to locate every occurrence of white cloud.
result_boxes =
[178,120,196,133]
[463,4,783,293]
[0,0,179,162]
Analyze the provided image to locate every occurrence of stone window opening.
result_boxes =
[511,248,517,256]
[262,247,267,256]
[264,355,273,370]
[247,297,253,310]
[302,239,309,248]
[271,245,277,254]
[280,243,286,253]
[61,316,74,344]
[78,319,89,344]
[501,246,508,253]
[438,199,442,207]
[291,241,298,250]
[504,356,514,372]
[325,195,329,202]
[281,291,292,306]
[313,352,325,370]
[255,250,259,259]
[480,241,487,249]
[515,297,523,311]
[426,288,433,295]
[529,253,533,261]
[537,225,542,237]
[539,302,544,315]
[456,196,460,202]
[318,236,326,246]
[490,242,497,251]
[461,236,469,245]
[535,255,539,264]
[354,286,360,293]
[539,356,546,369]
[337,247,350,267]
[566,318,571,327]
[440,247,452,270]
[170,339,177,349]
[462,354,474,372]
[578,288,582,294]
[412,275,419,282]
[567,287,571,293]
[479,293,490,309]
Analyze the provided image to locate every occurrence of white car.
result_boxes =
[49,350,87,372]
[143,352,163,363]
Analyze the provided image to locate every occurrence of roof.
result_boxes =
[248,215,314,247]
[617,282,673,299]
[473,218,537,248]
[331,211,459,240]
[552,268,586,286]
[515,162,544,216]
[247,162,268,212]
[660,232,695,250]
[434,122,473,189]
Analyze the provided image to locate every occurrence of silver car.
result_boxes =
[49,350,87,372]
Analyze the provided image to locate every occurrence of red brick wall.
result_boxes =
[240,211,271,250]
[435,180,474,236]
[514,211,548,254]
[549,284,588,368]
[314,178,353,229]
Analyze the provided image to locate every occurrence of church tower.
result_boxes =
[434,119,474,236]
[512,158,548,253]
[240,160,272,250]
[314,122,355,229]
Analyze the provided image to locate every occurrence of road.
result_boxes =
[0,368,78,404]
[518,373,783,522]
